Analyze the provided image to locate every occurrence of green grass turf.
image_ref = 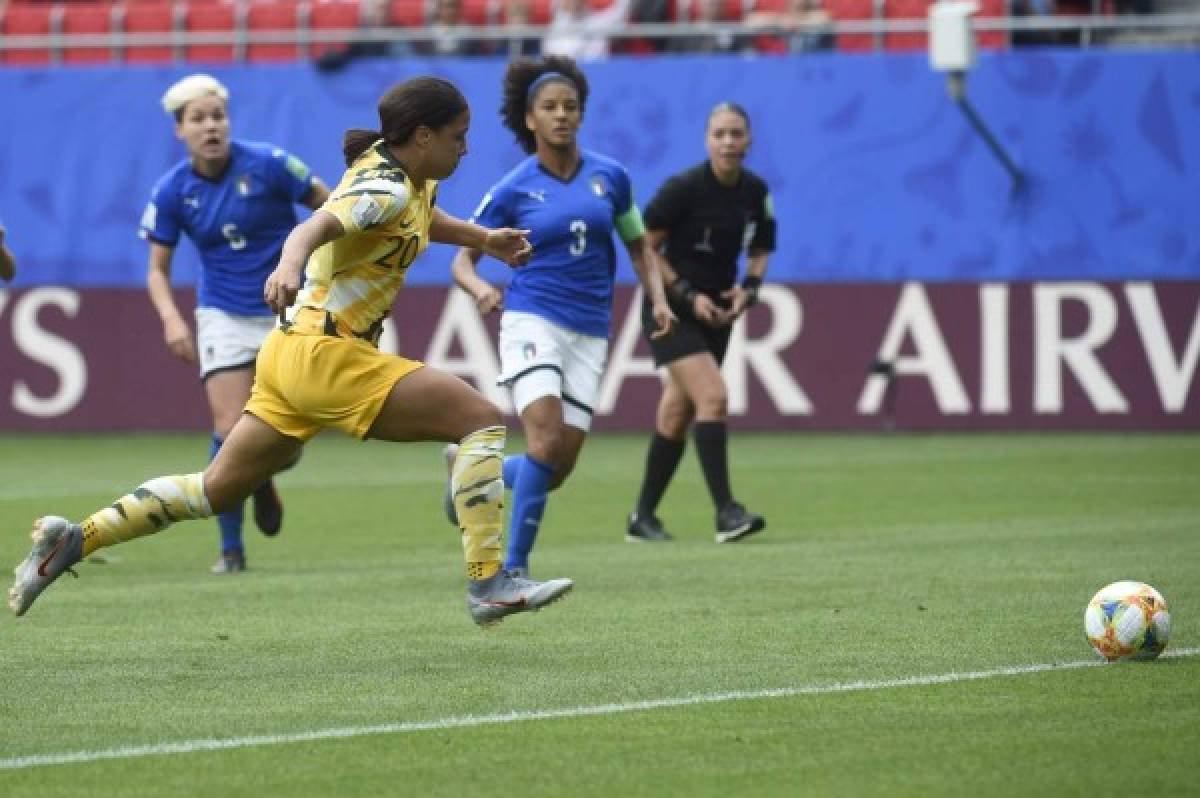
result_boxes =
[0,432,1196,796]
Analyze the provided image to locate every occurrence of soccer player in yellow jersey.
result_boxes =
[8,77,574,628]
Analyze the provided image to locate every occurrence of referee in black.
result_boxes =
[627,102,775,544]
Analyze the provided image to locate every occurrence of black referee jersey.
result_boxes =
[643,161,776,301]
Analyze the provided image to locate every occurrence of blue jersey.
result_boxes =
[472,150,644,338]
[139,139,316,316]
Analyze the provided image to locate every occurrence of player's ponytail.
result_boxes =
[343,129,383,166]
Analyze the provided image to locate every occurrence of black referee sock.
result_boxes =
[635,433,686,517]
[693,421,733,511]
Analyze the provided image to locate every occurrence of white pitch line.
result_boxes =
[3,646,1197,771]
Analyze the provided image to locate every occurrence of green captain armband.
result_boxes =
[614,203,646,243]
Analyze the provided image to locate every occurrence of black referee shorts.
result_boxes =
[641,296,733,368]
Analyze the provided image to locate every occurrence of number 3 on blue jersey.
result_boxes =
[569,218,587,256]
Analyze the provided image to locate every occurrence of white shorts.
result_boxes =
[195,306,275,380]
[497,311,608,431]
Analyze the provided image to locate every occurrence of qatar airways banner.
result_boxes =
[0,281,1196,431]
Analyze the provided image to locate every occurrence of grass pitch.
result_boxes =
[0,432,1196,797]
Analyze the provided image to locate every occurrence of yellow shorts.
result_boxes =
[245,328,424,441]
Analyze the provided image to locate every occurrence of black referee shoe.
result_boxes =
[626,511,673,543]
[715,502,765,544]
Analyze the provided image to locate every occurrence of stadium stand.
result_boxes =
[309,1,363,59]
[247,0,305,62]
[123,1,178,64]
[1,4,56,64]
[183,1,240,63]
[62,2,116,64]
[0,0,1107,64]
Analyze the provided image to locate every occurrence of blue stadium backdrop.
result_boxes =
[0,51,1197,430]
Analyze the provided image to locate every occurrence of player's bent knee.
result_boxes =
[460,398,503,437]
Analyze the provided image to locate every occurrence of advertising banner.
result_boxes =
[1,281,1195,431]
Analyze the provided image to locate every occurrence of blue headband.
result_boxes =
[526,72,576,104]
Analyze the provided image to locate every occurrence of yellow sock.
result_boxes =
[452,426,505,581]
[81,473,212,556]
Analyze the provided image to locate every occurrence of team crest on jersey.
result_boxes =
[236,175,252,196]
[522,342,537,360]
[589,176,606,197]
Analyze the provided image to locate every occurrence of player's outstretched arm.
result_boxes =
[430,207,531,267]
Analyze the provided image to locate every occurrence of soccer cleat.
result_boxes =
[467,569,573,627]
[8,516,84,617]
[442,443,459,526]
[211,551,247,574]
[252,481,283,537]
[626,511,674,543]
[715,502,766,544]
[506,564,530,579]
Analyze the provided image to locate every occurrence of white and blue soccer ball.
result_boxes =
[1084,580,1170,662]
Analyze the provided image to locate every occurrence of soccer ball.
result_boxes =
[1084,580,1171,662]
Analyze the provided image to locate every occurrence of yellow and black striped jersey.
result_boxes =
[291,141,437,336]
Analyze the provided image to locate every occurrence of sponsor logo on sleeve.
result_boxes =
[352,194,384,228]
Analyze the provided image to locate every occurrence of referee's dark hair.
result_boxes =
[500,56,591,155]
[708,102,751,129]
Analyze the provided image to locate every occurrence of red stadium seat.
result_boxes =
[1,4,56,65]
[247,0,303,62]
[62,3,116,65]
[825,0,875,52]
[122,1,177,64]
[460,0,493,25]
[388,0,426,26]
[883,0,929,50]
[975,0,1008,49]
[310,0,361,58]
[183,1,239,63]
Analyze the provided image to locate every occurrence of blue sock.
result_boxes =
[210,436,245,554]
[502,454,524,489]
[504,455,553,571]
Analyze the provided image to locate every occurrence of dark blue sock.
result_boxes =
[504,455,553,571]
[502,454,524,489]
[210,436,245,554]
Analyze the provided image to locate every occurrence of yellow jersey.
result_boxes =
[290,140,437,337]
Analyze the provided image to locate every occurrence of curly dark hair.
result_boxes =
[500,56,590,155]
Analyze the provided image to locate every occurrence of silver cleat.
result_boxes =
[8,516,84,617]
[467,569,573,627]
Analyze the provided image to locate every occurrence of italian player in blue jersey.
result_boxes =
[139,75,330,574]
[450,56,676,577]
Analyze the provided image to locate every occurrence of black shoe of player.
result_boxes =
[626,511,674,543]
[715,502,765,544]
[252,481,283,537]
